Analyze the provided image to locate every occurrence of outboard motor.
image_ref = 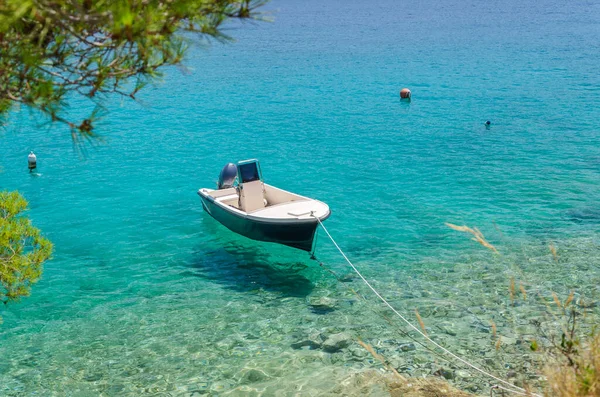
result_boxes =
[218,163,238,189]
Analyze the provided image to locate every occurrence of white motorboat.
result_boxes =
[198,159,330,252]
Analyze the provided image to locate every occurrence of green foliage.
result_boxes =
[0,0,267,141]
[531,339,539,351]
[0,191,53,311]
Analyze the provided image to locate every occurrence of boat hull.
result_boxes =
[200,195,323,252]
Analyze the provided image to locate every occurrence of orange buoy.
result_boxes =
[400,88,411,100]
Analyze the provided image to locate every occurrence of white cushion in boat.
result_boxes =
[215,193,239,202]
[250,199,329,220]
[239,181,265,213]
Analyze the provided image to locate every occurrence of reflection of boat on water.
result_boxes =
[198,159,330,252]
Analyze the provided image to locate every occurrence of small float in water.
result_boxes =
[198,159,331,252]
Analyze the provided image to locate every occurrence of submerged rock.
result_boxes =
[432,367,455,380]
[322,332,353,353]
[349,346,369,360]
[399,342,416,352]
[339,273,359,282]
[291,338,322,350]
[500,336,517,346]
[238,368,270,384]
[83,372,103,382]
[470,322,491,334]
[576,296,598,308]
[437,322,458,336]
[567,207,600,223]
[291,331,325,350]
[308,296,337,312]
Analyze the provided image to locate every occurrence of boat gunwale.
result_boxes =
[198,184,330,225]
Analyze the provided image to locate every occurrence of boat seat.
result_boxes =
[239,180,265,213]
[215,193,239,202]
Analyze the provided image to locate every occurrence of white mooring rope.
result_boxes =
[312,216,541,397]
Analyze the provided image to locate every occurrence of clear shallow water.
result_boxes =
[1,0,600,395]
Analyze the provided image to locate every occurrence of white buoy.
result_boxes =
[28,151,37,171]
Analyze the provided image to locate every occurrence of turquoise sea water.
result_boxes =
[2,0,600,395]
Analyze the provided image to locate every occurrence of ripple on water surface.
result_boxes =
[1,0,600,394]
[1,233,599,395]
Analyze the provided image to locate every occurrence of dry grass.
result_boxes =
[356,340,475,397]
[415,309,428,336]
[342,221,599,396]
[565,291,575,308]
[445,223,499,253]
[549,243,558,261]
[519,282,527,300]
[510,277,516,303]
[387,377,475,397]
[440,222,600,396]
[552,292,563,308]
[545,332,600,396]
[357,339,406,381]
[495,337,502,351]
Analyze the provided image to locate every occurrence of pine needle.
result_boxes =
[495,337,502,351]
[490,321,497,339]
